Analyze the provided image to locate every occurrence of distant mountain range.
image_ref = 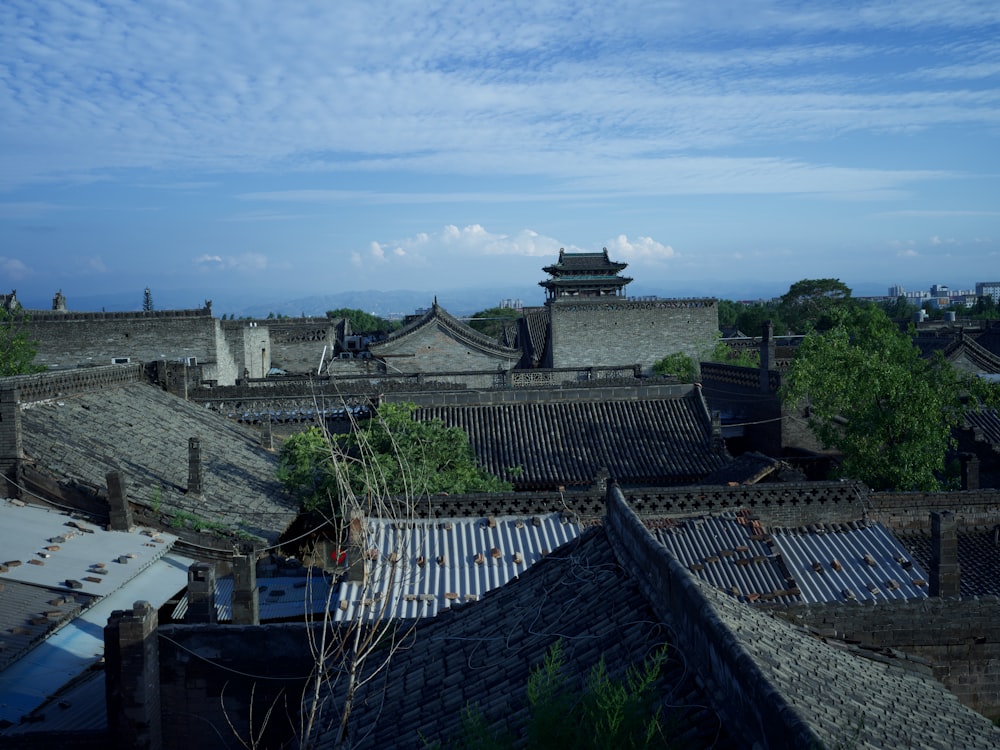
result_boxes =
[18,279,905,319]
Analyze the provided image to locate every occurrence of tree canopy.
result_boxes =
[781,304,996,491]
[277,402,511,513]
[466,306,522,339]
[0,310,43,377]
[326,308,399,334]
[778,278,852,333]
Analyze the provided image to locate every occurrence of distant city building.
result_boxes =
[498,298,523,310]
[977,281,1000,303]
[888,284,905,298]
[931,284,950,298]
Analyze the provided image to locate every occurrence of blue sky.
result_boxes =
[2,0,999,311]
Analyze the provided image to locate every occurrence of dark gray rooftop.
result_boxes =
[19,381,299,543]
[414,390,728,488]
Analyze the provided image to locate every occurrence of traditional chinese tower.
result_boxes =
[537,247,718,374]
[539,248,633,302]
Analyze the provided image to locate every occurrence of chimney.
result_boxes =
[231,553,259,625]
[711,411,725,454]
[759,320,775,393]
[185,562,217,624]
[187,437,203,498]
[105,601,162,750]
[106,470,134,531]
[960,453,980,491]
[929,511,961,598]
[261,413,274,451]
[0,385,23,499]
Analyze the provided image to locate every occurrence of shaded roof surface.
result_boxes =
[686,549,1000,749]
[320,527,736,750]
[897,528,1000,598]
[414,391,727,488]
[964,406,1000,445]
[19,381,298,542]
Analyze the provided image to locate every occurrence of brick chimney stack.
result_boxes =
[187,437,203,498]
[930,510,961,598]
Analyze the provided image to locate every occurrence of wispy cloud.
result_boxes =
[193,253,271,272]
[0,257,31,279]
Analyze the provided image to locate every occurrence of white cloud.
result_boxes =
[193,253,269,272]
[605,234,677,260]
[0,257,31,280]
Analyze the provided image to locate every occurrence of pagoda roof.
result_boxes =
[541,247,628,276]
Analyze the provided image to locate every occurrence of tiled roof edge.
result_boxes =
[604,484,819,749]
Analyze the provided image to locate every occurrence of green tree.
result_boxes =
[0,310,44,376]
[467,306,522,339]
[652,352,698,382]
[779,278,852,333]
[878,295,919,321]
[735,302,787,337]
[716,299,742,328]
[278,402,511,513]
[970,295,1000,319]
[326,307,399,334]
[710,338,760,368]
[781,304,997,491]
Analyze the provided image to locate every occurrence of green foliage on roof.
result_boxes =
[430,639,672,749]
[277,402,511,513]
[0,310,44,377]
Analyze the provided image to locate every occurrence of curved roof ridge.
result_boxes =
[370,301,520,357]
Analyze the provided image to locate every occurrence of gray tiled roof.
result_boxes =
[414,391,728,488]
[317,527,736,750]
[370,301,520,358]
[964,406,1000,445]
[19,381,298,543]
[693,566,1000,749]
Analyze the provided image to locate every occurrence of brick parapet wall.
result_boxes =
[868,489,1000,530]
[2,363,144,404]
[604,485,818,749]
[25,314,223,374]
[780,598,1000,719]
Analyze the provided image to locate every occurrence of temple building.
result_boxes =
[539,248,633,300]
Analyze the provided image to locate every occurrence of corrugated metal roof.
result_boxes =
[654,514,930,606]
[0,500,191,725]
[770,522,929,603]
[336,513,581,621]
[171,573,338,622]
[0,500,176,597]
[170,513,581,624]
[1,669,108,735]
[654,513,800,604]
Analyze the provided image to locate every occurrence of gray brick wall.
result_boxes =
[549,298,719,373]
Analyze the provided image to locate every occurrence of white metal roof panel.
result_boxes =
[771,523,929,604]
[0,500,176,596]
[335,513,581,621]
